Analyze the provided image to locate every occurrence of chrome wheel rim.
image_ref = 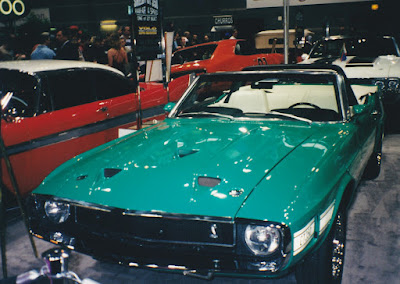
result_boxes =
[331,212,346,279]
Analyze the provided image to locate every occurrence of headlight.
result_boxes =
[44,200,70,224]
[372,78,400,92]
[374,80,385,91]
[388,79,399,91]
[244,224,281,256]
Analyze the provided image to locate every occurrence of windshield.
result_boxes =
[310,37,400,58]
[172,73,342,122]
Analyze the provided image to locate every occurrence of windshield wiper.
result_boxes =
[177,111,234,120]
[268,111,312,124]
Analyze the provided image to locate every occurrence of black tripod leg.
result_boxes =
[0,184,7,277]
[0,138,37,258]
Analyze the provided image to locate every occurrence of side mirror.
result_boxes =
[301,53,310,61]
[164,102,176,114]
[352,104,367,114]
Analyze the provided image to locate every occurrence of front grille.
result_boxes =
[28,196,290,275]
[73,205,235,247]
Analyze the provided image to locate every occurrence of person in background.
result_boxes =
[84,36,107,64]
[183,31,191,46]
[0,41,13,61]
[120,25,136,73]
[69,27,85,61]
[190,34,199,46]
[31,32,56,60]
[180,36,188,49]
[230,29,238,39]
[55,28,80,60]
[0,33,26,61]
[120,25,132,53]
[107,33,129,74]
[173,32,181,51]
[203,34,211,43]
[0,33,17,61]
[79,33,92,61]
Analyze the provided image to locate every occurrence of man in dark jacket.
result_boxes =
[55,28,79,60]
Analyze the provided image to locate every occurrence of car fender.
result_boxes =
[235,129,358,266]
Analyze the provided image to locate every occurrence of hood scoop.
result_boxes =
[198,176,221,188]
[76,174,88,181]
[103,168,122,178]
[177,148,199,158]
[346,56,374,67]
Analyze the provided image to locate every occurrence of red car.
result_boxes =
[0,60,189,196]
[171,39,284,78]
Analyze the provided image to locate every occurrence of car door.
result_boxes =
[92,70,139,139]
[26,69,120,192]
[349,92,382,180]
[2,68,116,196]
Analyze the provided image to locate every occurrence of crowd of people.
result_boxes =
[0,25,136,75]
[171,28,239,51]
[172,30,212,51]
[0,24,238,74]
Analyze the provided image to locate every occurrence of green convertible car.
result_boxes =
[28,65,384,283]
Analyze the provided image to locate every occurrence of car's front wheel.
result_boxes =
[295,210,347,284]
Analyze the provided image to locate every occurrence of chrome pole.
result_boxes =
[283,0,290,64]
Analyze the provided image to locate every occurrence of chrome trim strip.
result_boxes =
[3,104,167,157]
[50,197,112,213]
[128,235,235,248]
[72,203,112,213]
[122,210,234,223]
[319,200,335,235]
[39,195,234,223]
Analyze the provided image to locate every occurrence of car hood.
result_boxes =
[302,55,400,78]
[35,119,322,218]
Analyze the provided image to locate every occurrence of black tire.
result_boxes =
[295,210,347,284]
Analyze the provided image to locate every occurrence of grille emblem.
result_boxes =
[210,224,219,239]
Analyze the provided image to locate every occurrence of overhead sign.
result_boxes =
[133,0,162,61]
[0,0,31,20]
[247,0,376,9]
[214,15,233,26]
[30,8,50,22]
